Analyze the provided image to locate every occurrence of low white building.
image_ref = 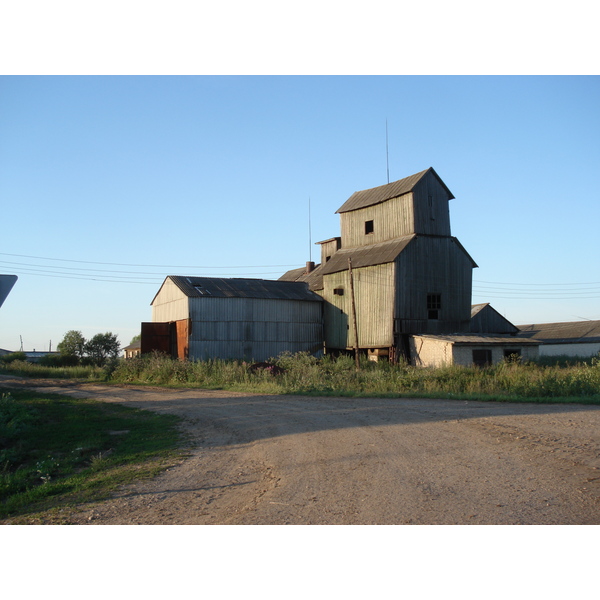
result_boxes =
[517,321,600,358]
[410,334,539,368]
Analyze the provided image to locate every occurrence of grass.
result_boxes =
[106,351,600,404]
[2,351,600,404]
[0,387,184,523]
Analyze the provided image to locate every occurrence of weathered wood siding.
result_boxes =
[470,305,518,334]
[395,237,472,334]
[339,192,415,248]
[151,278,189,322]
[321,263,395,350]
[319,238,341,265]
[411,169,452,236]
[188,297,323,361]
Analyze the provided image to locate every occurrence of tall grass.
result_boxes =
[109,351,600,403]
[3,350,599,402]
[0,359,104,380]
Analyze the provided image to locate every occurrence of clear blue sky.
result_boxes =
[1,75,599,351]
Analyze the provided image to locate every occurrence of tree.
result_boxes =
[130,333,141,344]
[57,330,86,362]
[84,332,121,367]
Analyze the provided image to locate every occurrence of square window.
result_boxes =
[473,349,492,367]
[365,220,374,235]
[333,287,344,296]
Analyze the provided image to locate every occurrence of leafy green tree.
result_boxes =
[57,330,86,362]
[130,333,141,344]
[84,332,121,367]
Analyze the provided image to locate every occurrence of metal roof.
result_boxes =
[414,334,539,346]
[278,234,476,292]
[336,167,454,214]
[163,276,323,302]
[318,235,416,276]
[517,320,600,344]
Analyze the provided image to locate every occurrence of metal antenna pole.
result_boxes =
[386,119,390,184]
[308,196,312,262]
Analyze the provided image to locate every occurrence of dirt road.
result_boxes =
[4,378,600,524]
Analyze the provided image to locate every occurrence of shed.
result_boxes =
[123,340,141,359]
[517,320,600,358]
[143,276,323,361]
[410,334,540,368]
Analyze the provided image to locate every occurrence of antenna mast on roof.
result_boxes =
[386,119,390,184]
[308,196,312,263]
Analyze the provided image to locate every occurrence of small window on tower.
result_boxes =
[428,194,435,220]
[365,220,374,235]
[427,293,441,319]
[333,287,344,296]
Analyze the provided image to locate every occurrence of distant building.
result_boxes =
[518,321,600,357]
[123,340,142,359]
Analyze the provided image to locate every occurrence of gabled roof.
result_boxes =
[517,320,600,344]
[336,167,454,214]
[153,276,323,304]
[470,303,518,334]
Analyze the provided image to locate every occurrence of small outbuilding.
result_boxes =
[410,334,540,368]
[123,340,142,359]
[143,276,323,362]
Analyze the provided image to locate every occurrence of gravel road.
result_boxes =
[3,378,600,524]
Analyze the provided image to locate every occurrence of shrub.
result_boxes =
[0,352,27,364]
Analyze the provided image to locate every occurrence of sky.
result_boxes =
[1,75,599,351]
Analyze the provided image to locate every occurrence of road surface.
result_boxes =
[3,378,600,524]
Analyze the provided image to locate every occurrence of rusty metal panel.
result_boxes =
[141,322,171,355]
[174,319,190,360]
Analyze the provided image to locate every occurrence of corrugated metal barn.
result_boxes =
[143,276,323,361]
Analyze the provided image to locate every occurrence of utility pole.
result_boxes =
[348,258,360,370]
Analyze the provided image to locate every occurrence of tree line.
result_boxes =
[54,330,121,367]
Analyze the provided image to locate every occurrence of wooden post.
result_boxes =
[348,258,360,370]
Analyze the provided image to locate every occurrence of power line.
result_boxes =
[0,252,298,270]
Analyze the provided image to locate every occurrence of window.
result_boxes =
[365,220,374,235]
[333,287,344,296]
[503,349,522,362]
[473,349,492,367]
[427,293,441,320]
[428,194,435,220]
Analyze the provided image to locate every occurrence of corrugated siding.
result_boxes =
[339,193,415,247]
[152,278,189,322]
[188,297,323,361]
[395,236,472,334]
